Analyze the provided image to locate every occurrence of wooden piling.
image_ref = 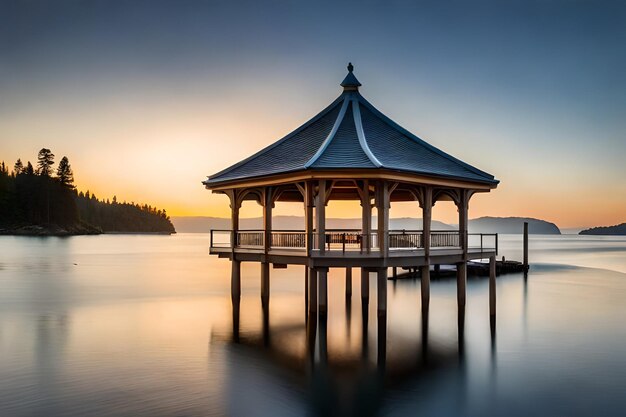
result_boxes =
[456,262,467,309]
[319,268,328,315]
[361,268,370,300]
[523,221,529,271]
[489,255,496,317]
[377,268,387,316]
[261,262,270,306]
[308,268,317,314]
[346,267,352,298]
[421,264,430,311]
[231,260,241,303]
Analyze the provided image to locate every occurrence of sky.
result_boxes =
[1,0,625,228]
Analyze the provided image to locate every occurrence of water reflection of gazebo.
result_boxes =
[204,64,499,317]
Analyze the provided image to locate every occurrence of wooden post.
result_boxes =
[392,267,397,279]
[231,260,241,304]
[308,267,317,314]
[263,187,273,253]
[227,189,240,252]
[489,255,496,317]
[377,268,387,316]
[319,268,328,315]
[346,267,352,298]
[523,221,529,271]
[317,180,327,255]
[305,182,314,255]
[458,191,468,258]
[361,180,371,253]
[261,262,270,307]
[456,261,467,309]
[376,181,390,257]
[361,268,369,300]
[422,187,432,258]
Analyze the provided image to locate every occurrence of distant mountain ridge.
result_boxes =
[579,223,626,236]
[172,215,560,234]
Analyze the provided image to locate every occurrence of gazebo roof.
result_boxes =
[204,64,498,187]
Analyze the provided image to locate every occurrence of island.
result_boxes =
[468,216,561,234]
[579,223,626,236]
[0,149,175,235]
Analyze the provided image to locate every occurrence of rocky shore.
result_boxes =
[0,223,102,236]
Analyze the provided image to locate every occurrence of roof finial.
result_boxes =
[341,62,361,91]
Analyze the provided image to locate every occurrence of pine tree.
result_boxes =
[56,156,75,188]
[14,159,24,175]
[36,148,55,176]
[25,161,35,175]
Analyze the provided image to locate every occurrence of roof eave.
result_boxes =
[203,167,498,191]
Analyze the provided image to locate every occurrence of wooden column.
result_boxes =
[421,187,433,310]
[319,267,328,315]
[489,255,496,317]
[231,260,241,304]
[377,268,387,316]
[263,187,273,253]
[345,267,352,298]
[360,180,372,253]
[305,181,314,255]
[308,267,317,314]
[376,181,390,257]
[316,180,327,255]
[458,190,469,257]
[361,268,369,300]
[230,196,240,251]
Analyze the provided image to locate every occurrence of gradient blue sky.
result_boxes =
[1,0,624,227]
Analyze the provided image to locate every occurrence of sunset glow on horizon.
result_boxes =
[1,1,624,229]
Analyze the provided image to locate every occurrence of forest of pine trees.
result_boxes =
[0,149,175,235]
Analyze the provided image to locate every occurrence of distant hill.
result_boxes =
[171,216,454,233]
[468,217,561,234]
[579,223,626,236]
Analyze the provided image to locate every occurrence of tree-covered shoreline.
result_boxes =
[0,149,175,235]
[579,223,626,236]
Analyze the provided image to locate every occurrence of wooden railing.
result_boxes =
[389,230,423,249]
[431,231,460,247]
[237,231,264,248]
[271,231,306,248]
[209,229,498,254]
[468,233,499,255]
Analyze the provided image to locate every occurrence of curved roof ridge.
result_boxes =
[206,93,346,182]
[356,94,496,181]
[304,96,350,168]
[352,96,382,168]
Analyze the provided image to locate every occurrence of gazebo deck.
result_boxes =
[210,229,497,268]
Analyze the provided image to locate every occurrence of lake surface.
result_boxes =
[1,233,626,416]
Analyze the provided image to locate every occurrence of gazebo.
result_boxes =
[204,64,499,318]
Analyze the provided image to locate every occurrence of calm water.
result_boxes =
[1,234,626,417]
